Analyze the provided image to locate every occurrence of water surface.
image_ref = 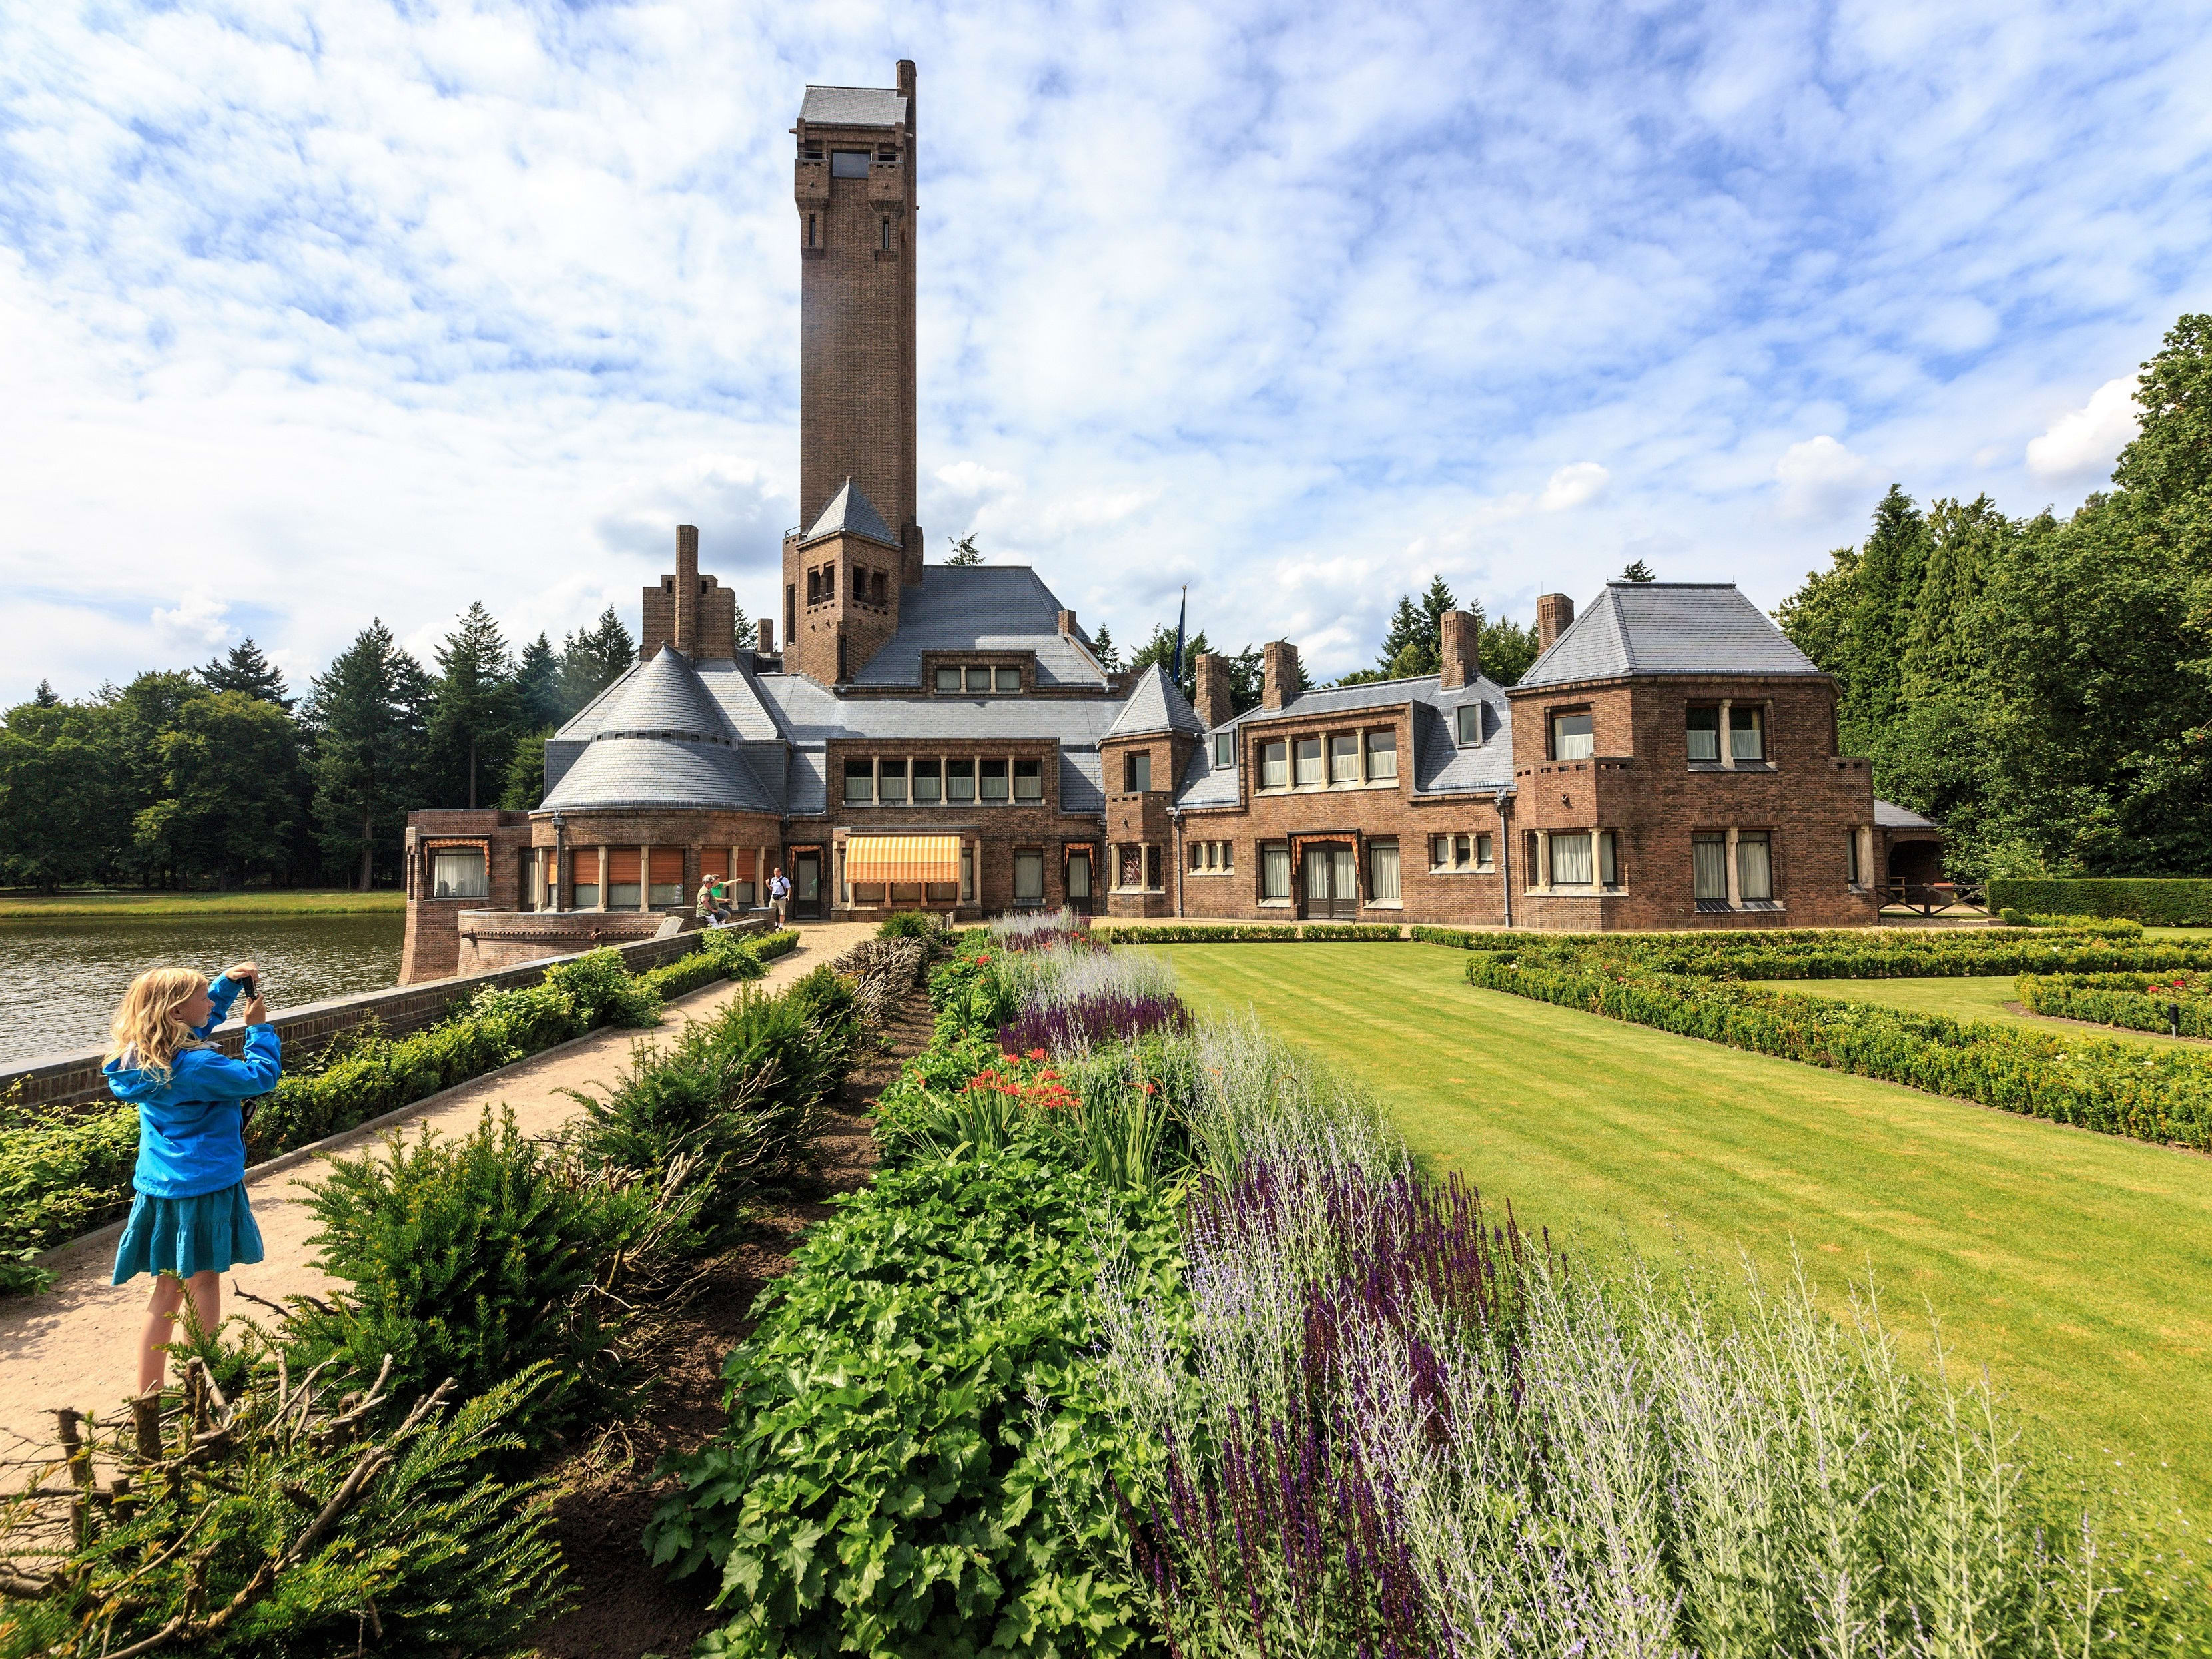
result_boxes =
[0,913,404,1067]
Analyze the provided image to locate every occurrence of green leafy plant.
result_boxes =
[1989,878,2212,926]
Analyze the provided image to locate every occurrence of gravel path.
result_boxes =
[0,923,877,1460]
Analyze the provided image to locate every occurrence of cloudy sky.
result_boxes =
[4,0,2209,697]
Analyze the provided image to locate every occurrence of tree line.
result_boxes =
[1776,313,2211,881]
[0,606,645,891]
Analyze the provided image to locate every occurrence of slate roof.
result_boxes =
[1875,798,1940,830]
[1175,673,1513,810]
[800,478,899,549]
[1106,665,1205,740]
[847,566,1108,688]
[1517,583,1822,690]
[800,86,907,127]
[541,646,779,812]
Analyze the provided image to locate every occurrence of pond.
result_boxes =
[0,913,406,1068]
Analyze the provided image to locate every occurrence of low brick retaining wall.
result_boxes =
[0,919,765,1116]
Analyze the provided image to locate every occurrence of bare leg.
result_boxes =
[139,1275,184,1395]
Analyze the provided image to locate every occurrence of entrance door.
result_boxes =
[1302,844,1359,919]
[1066,850,1093,916]
[791,852,823,919]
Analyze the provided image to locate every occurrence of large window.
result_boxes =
[1693,833,1728,903]
[843,759,873,805]
[432,848,487,900]
[1294,736,1323,786]
[1731,706,1766,763]
[607,848,641,910]
[948,759,976,802]
[1260,842,1291,900]
[1738,831,1774,901]
[1365,729,1397,780]
[1214,731,1235,767]
[1551,711,1595,761]
[1259,739,1289,789]
[1686,707,1720,762]
[1124,751,1152,793]
[1551,830,1594,886]
[1329,733,1360,783]
[1014,850,1045,904]
[1014,757,1044,802]
[1369,839,1401,902]
[877,758,908,804]
[914,758,942,803]
[981,758,1009,803]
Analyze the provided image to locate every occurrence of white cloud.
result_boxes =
[151,592,232,651]
[1539,462,1610,512]
[2026,375,2141,484]
[934,461,1020,498]
[1774,436,1878,521]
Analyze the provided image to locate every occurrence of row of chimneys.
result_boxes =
[1188,593,1577,730]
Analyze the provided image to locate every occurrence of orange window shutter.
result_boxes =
[607,849,642,884]
[732,849,760,882]
[699,849,728,880]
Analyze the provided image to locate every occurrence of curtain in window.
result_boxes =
[1693,834,1728,900]
[1551,831,1594,886]
[432,850,487,900]
[1014,852,1045,902]
[1330,735,1360,783]
[1686,708,1720,761]
[1369,840,1401,901]
[1365,731,1397,778]
[1730,707,1764,761]
[1738,833,1773,900]
[1262,844,1290,899]
[1305,850,1331,900]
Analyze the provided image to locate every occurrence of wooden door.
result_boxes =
[1302,845,1359,918]
[1066,850,1093,916]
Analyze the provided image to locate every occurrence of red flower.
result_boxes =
[1028,1047,1049,1061]
[1138,1081,1157,1095]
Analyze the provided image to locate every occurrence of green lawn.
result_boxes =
[0,889,403,919]
[1748,973,2188,1044]
[1167,942,2212,1510]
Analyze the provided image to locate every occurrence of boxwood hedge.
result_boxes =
[1988,878,2212,926]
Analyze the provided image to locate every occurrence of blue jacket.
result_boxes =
[105,974,283,1200]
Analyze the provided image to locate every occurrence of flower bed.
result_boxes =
[2019,970,2212,1038]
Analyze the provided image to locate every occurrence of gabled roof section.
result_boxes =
[1875,798,1940,830]
[800,478,899,549]
[1516,582,1822,690]
[801,86,907,127]
[1106,664,1204,741]
[847,565,1110,689]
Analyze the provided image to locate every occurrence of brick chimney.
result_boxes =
[1537,593,1575,654]
[674,525,700,657]
[1439,609,1480,691]
[1192,651,1232,730]
[757,617,775,655]
[1262,641,1300,711]
[1058,609,1078,636]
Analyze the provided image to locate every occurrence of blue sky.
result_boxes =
[3,0,2209,697]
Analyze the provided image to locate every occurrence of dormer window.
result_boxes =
[1455,703,1483,745]
[934,666,961,692]
[1214,731,1234,767]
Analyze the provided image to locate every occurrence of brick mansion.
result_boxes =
[398,61,1942,983]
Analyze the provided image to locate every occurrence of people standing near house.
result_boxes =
[697,874,723,926]
[769,866,791,926]
[104,962,281,1393]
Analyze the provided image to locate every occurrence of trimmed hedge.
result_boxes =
[2018,971,2212,1038]
[1421,924,2212,980]
[1468,953,2212,1151]
[1988,878,2212,927]
[1091,922,1299,943]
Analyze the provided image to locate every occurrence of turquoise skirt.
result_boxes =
[111,1182,264,1285]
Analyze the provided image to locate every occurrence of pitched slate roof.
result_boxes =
[1517,583,1822,690]
[847,565,1108,688]
[799,478,899,549]
[540,646,777,812]
[800,86,907,127]
[1875,798,1940,830]
[1106,664,1205,740]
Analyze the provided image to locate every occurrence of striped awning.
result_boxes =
[846,834,960,884]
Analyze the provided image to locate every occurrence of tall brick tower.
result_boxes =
[781,62,921,684]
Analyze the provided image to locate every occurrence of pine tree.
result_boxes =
[729,601,753,658]
[1090,625,1119,671]
[1837,486,1930,752]
[199,638,293,709]
[1419,574,1462,639]
[428,603,520,811]
[31,681,58,708]
[500,726,555,811]
[307,621,430,890]
[1127,623,1213,707]
[1479,617,1541,687]
[1621,559,1658,583]
[515,633,564,730]
[945,534,984,566]
[558,608,637,715]
[1375,595,1429,676]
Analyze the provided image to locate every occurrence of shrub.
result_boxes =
[282,1106,662,1445]
[0,1106,139,1295]
[1092,922,1297,943]
[2018,970,2212,1038]
[1999,909,2145,935]
[1298,921,1405,940]
[927,943,1020,1035]
[644,1142,1180,1659]
[639,928,771,1000]
[877,909,941,939]
[1989,878,2212,926]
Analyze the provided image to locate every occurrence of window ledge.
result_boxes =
[1256,898,1294,908]
[1364,901,1405,910]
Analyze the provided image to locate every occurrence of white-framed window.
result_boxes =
[1124,751,1152,793]
[1551,711,1595,761]
[1014,757,1044,802]
[843,760,873,805]
[948,759,976,803]
[1214,731,1235,767]
[1475,832,1494,872]
[934,665,962,693]
[1329,733,1360,783]
[1014,850,1045,904]
[1551,830,1594,886]
[1693,833,1728,902]
[980,759,1009,803]
[1260,739,1289,789]
[1365,729,1397,780]
[877,758,909,805]
[1598,830,1619,887]
[432,848,488,900]
[913,758,942,803]
[1686,707,1720,762]
[1430,834,1450,870]
[1369,838,1401,902]
[1456,703,1485,745]
[1738,831,1774,901]
[1294,736,1323,787]
[1260,842,1291,900]
[1731,706,1766,763]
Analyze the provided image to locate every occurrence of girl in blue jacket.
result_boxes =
[103,961,282,1393]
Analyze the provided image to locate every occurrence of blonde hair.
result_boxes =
[107,968,210,1082]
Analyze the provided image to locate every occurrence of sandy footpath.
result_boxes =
[0,922,877,1460]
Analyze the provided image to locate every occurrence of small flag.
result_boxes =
[1172,587,1188,681]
